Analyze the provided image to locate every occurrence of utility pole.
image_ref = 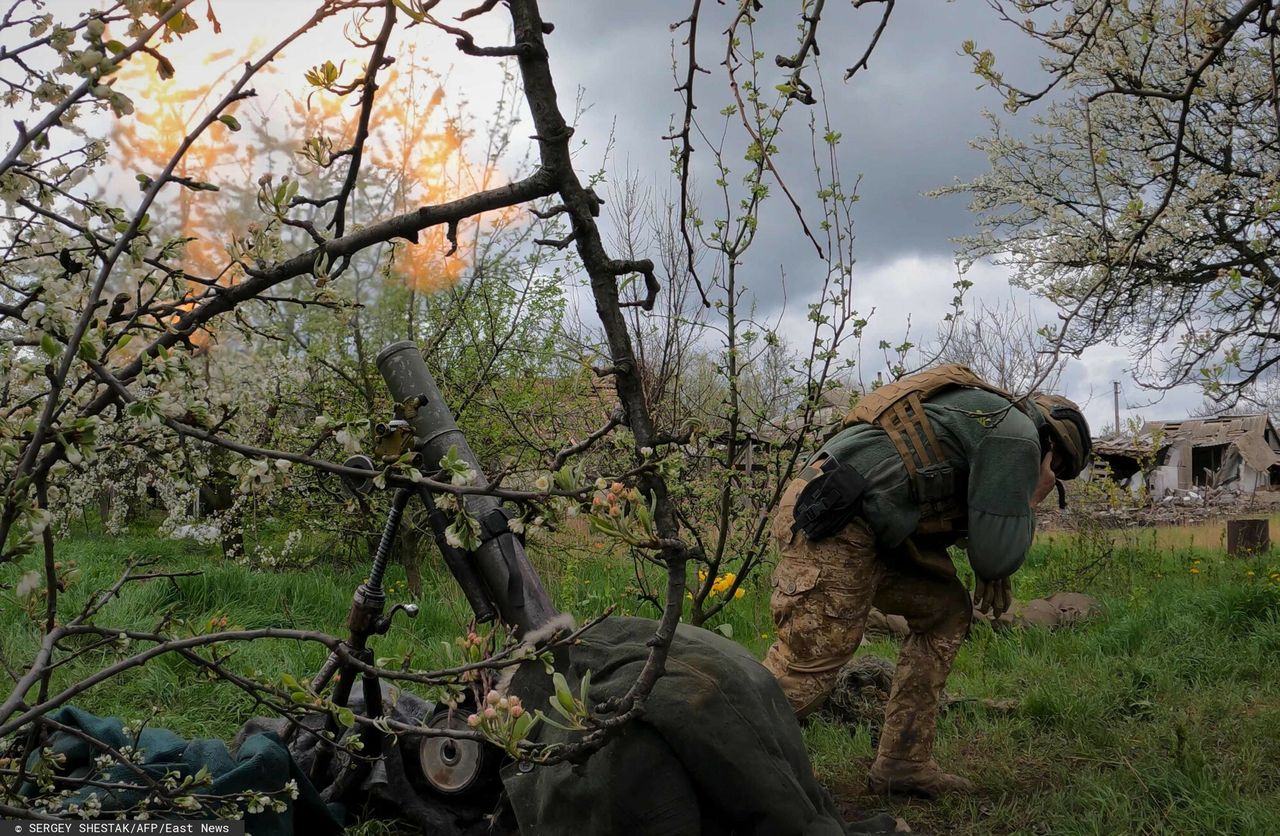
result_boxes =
[1113,380,1121,435]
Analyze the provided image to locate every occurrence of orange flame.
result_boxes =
[107,32,511,335]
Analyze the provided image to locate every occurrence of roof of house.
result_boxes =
[1095,414,1280,470]
[1229,429,1280,471]
[818,386,855,411]
[1142,414,1274,444]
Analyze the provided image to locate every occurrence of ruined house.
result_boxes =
[1094,414,1280,495]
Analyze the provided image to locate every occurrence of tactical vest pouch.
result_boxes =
[914,462,957,507]
[791,457,868,542]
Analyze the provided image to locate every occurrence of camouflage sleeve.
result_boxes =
[964,407,1042,580]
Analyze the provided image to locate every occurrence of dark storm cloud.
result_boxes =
[541,0,1047,287]
[521,3,1209,419]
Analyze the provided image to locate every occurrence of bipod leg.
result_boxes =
[307,648,358,789]
[320,648,383,804]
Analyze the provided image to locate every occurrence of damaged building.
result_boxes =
[1094,414,1280,495]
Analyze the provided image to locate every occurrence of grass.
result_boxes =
[809,537,1280,835]
[4,519,1280,834]
[1037,512,1280,554]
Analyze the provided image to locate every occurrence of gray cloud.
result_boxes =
[543,0,1046,276]
[537,1,1209,421]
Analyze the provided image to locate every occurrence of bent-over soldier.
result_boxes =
[762,365,1091,797]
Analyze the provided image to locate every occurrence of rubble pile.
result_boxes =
[1037,487,1280,529]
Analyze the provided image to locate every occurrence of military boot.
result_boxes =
[866,756,974,799]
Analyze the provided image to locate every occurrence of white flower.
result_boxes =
[450,465,477,487]
[29,508,53,535]
[335,428,361,455]
[15,571,41,599]
[534,475,551,492]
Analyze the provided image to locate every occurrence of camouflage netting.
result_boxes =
[825,655,895,731]
[245,617,907,835]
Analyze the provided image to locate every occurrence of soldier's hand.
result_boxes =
[974,576,1012,619]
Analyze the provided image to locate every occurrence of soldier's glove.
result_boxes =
[974,576,1012,620]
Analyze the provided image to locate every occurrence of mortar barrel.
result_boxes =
[376,340,560,635]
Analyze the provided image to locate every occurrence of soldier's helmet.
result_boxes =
[1031,393,1092,480]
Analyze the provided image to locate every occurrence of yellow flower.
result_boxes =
[734,588,744,599]
[760,632,770,639]
[709,572,738,597]
[1247,570,1255,577]
[1190,567,1200,575]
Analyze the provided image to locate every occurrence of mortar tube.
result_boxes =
[376,341,561,636]
[418,485,498,624]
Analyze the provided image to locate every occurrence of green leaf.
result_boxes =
[552,672,577,716]
[165,10,196,34]
[40,332,60,359]
[553,464,576,491]
[218,114,241,131]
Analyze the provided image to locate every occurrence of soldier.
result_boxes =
[762,365,1091,798]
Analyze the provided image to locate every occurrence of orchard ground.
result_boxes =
[4,519,1280,836]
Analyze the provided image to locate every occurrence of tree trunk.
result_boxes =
[97,488,112,529]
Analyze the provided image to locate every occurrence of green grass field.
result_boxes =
[4,521,1280,835]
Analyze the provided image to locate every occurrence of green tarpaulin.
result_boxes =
[20,706,342,836]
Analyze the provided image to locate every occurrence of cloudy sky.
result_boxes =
[532,0,1204,431]
[31,0,1209,431]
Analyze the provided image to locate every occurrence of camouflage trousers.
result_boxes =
[762,476,972,767]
